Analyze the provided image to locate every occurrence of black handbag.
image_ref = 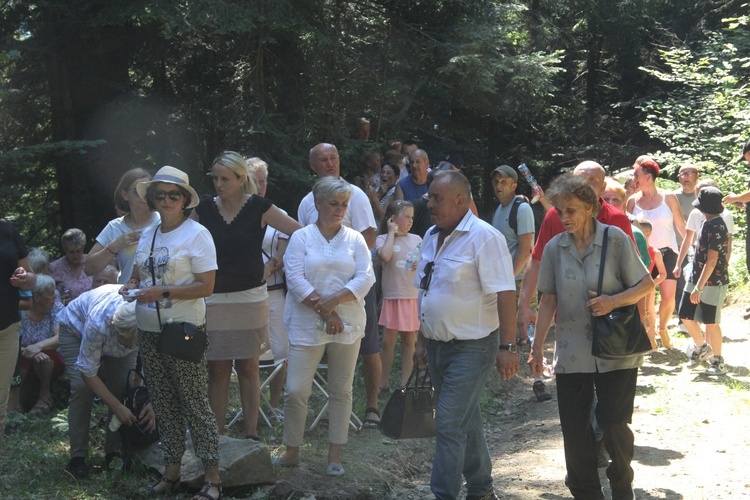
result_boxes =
[591,227,653,359]
[120,368,160,451]
[380,367,436,439]
[148,225,208,363]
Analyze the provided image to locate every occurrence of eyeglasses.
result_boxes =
[153,190,184,201]
[678,171,697,178]
[420,261,435,291]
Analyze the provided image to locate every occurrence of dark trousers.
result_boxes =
[556,369,638,500]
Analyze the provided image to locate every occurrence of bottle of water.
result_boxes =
[404,242,422,269]
[527,323,536,345]
[518,163,540,204]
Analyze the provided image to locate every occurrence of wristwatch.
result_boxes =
[162,286,170,299]
[499,343,518,353]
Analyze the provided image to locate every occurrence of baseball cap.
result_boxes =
[492,165,518,182]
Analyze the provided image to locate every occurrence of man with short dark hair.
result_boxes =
[415,170,518,500]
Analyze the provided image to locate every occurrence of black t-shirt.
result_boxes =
[195,195,273,293]
[0,220,29,329]
[691,216,729,286]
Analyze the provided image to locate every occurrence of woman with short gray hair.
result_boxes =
[50,228,92,302]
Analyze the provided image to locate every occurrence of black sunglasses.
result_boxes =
[420,261,435,291]
[153,190,184,201]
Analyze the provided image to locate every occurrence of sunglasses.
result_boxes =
[152,190,184,201]
[420,261,435,291]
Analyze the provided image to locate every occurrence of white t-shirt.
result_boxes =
[95,213,161,283]
[376,233,421,299]
[133,220,217,331]
[297,181,377,233]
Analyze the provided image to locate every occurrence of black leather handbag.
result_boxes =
[120,368,160,451]
[380,367,436,439]
[591,227,653,359]
[148,225,208,363]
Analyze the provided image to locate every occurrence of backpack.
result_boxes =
[508,195,544,240]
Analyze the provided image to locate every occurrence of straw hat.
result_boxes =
[136,166,200,209]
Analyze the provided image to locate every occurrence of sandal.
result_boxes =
[30,395,54,415]
[193,481,222,500]
[148,476,181,495]
[362,407,380,429]
[326,462,345,477]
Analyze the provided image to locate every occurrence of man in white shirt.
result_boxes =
[298,143,381,428]
[414,171,519,500]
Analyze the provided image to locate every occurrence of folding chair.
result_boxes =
[308,363,363,432]
[227,349,287,431]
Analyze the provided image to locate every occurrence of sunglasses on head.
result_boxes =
[152,190,184,201]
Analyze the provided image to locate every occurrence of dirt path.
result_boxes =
[266,301,750,499]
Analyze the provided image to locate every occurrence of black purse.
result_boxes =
[380,367,436,439]
[120,367,160,451]
[148,225,208,363]
[591,227,653,359]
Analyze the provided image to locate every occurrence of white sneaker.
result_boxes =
[687,343,713,368]
[705,356,727,375]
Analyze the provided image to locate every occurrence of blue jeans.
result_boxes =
[427,331,499,500]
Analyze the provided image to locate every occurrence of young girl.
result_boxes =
[635,218,668,349]
[376,200,421,391]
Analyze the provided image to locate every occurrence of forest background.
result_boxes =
[1,0,749,260]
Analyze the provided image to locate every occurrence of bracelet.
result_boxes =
[693,286,704,294]
[105,245,118,256]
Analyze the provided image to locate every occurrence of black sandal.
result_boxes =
[148,476,181,495]
[363,407,380,429]
[193,481,222,500]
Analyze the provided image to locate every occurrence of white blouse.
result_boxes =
[283,224,375,346]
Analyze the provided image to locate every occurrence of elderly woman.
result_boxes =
[626,158,686,349]
[529,174,653,500]
[274,177,375,477]
[122,166,221,500]
[192,152,300,441]
[247,157,292,419]
[85,168,160,284]
[57,284,150,478]
[19,274,64,415]
[1,219,36,447]
[50,228,92,303]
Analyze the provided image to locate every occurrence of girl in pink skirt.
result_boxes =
[376,200,422,391]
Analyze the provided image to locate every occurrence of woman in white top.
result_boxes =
[85,168,160,284]
[626,158,686,347]
[274,177,375,477]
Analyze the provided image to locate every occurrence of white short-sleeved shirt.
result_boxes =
[56,285,137,376]
[537,221,649,373]
[283,224,375,346]
[133,220,217,331]
[95,213,161,283]
[262,209,290,289]
[416,211,516,342]
[297,180,377,233]
[491,198,535,278]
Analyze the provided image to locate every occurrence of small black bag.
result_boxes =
[120,369,160,451]
[156,321,207,363]
[591,227,653,359]
[380,367,436,440]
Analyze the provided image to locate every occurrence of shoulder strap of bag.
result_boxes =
[149,224,162,328]
[596,226,610,296]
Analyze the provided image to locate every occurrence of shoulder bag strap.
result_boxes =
[596,226,610,296]
[149,224,162,328]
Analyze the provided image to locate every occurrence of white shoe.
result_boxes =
[687,343,713,368]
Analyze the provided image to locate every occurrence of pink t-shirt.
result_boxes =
[376,233,422,300]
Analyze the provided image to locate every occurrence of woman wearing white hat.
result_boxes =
[122,166,221,500]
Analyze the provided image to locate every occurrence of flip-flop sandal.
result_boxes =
[362,407,380,429]
[30,395,53,415]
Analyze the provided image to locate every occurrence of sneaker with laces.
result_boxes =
[533,380,552,402]
[687,343,712,368]
[705,356,727,375]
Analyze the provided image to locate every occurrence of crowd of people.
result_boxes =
[0,136,746,500]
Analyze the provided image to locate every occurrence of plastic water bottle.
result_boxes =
[404,242,422,269]
[527,323,535,345]
[518,163,540,204]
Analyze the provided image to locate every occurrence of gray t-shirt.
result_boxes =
[491,198,535,280]
[538,220,649,374]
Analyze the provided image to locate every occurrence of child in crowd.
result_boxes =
[375,200,421,392]
[635,218,667,349]
[675,186,730,374]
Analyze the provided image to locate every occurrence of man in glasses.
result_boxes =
[673,163,700,326]
[414,170,518,500]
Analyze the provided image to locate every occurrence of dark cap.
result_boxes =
[739,139,750,162]
[692,186,724,215]
[492,164,518,182]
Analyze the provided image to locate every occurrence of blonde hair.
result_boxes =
[212,151,257,195]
